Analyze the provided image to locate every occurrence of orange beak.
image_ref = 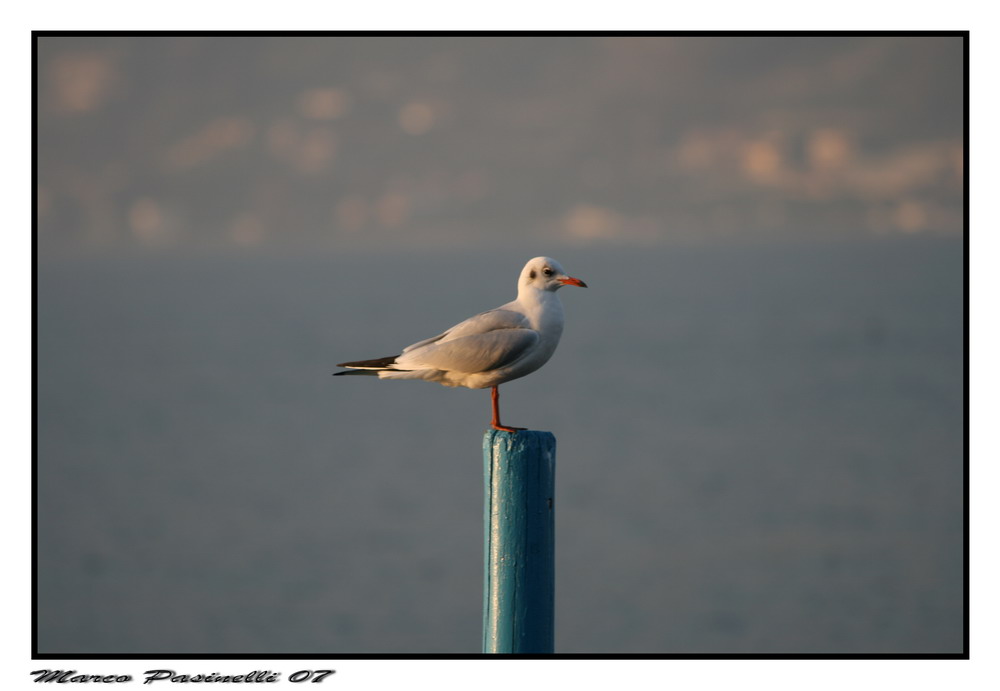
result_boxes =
[558,276,588,288]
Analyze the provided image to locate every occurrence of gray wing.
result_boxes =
[395,328,539,374]
[401,308,529,354]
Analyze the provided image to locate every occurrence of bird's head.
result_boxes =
[518,257,587,294]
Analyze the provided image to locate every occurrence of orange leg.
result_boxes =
[490,386,525,433]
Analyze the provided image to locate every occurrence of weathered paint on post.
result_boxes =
[482,429,556,654]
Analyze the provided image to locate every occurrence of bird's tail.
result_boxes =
[333,354,403,376]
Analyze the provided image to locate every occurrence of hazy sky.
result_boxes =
[36,35,964,254]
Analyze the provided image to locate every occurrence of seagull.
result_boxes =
[334,256,587,432]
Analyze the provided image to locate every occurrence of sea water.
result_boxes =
[36,237,964,654]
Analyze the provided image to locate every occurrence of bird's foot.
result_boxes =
[491,422,526,433]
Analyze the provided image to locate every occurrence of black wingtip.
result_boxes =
[336,355,400,369]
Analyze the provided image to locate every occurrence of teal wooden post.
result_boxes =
[482,429,556,654]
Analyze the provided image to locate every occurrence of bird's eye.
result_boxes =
[543,267,553,277]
